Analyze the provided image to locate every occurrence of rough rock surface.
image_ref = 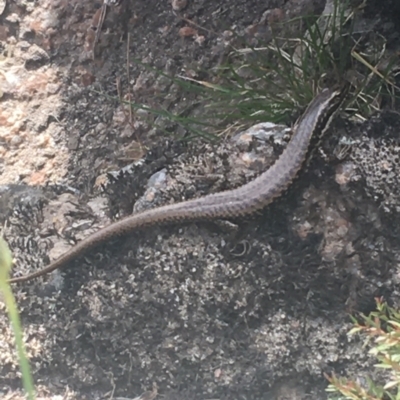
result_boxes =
[1,0,400,399]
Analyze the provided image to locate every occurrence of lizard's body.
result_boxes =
[9,85,348,284]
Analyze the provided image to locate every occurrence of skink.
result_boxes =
[8,84,349,284]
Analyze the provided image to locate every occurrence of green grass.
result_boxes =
[0,238,36,400]
[105,0,398,142]
[327,299,400,400]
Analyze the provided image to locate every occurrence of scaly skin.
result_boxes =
[8,85,348,284]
